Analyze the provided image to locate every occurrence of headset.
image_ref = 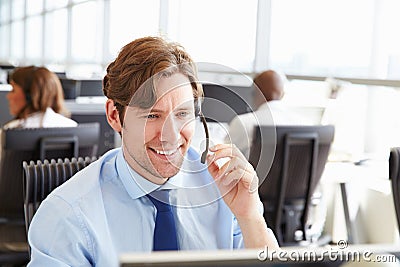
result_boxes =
[199,112,209,164]
[195,98,210,164]
[22,66,38,105]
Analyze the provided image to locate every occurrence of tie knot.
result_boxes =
[148,190,172,212]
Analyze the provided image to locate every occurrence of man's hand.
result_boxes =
[206,143,260,220]
[206,143,280,249]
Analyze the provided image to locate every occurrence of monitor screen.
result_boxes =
[60,78,103,99]
[60,78,79,99]
[119,245,399,267]
[0,85,13,127]
[201,83,254,123]
[79,79,103,97]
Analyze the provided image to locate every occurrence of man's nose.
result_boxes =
[160,115,180,143]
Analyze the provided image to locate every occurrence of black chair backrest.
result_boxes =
[249,125,335,245]
[0,123,100,222]
[23,157,96,235]
[389,147,400,234]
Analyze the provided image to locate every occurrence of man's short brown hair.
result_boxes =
[103,36,203,121]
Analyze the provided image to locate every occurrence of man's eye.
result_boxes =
[146,114,159,119]
[177,111,192,118]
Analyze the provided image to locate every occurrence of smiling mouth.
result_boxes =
[148,146,181,159]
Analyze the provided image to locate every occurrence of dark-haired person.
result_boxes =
[4,66,77,129]
[27,37,279,267]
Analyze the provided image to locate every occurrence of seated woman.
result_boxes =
[0,67,78,251]
[4,65,77,129]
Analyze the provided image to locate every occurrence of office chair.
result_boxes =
[0,123,100,265]
[249,125,335,245]
[389,147,400,234]
[23,157,96,235]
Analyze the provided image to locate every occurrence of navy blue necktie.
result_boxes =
[147,190,178,251]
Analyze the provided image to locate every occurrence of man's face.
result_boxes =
[122,72,196,184]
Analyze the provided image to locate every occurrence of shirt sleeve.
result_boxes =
[232,216,245,249]
[28,195,94,267]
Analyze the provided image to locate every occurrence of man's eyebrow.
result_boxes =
[174,106,194,111]
[135,105,193,115]
[135,108,154,115]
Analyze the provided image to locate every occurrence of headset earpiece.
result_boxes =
[194,98,201,117]
[25,93,32,104]
[23,66,38,105]
[193,97,209,164]
[200,113,209,164]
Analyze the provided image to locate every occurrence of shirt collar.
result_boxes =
[115,149,187,199]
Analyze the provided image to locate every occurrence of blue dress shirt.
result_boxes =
[27,147,266,267]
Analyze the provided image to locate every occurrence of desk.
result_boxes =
[322,160,390,194]
[320,160,398,244]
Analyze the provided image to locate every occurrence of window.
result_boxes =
[45,0,68,10]
[108,0,159,58]
[0,24,10,59]
[71,1,99,62]
[269,0,375,78]
[0,0,10,23]
[10,20,24,60]
[44,9,68,62]
[167,0,258,72]
[375,0,400,79]
[26,0,43,15]
[1,0,400,80]
[26,15,43,60]
[11,0,24,20]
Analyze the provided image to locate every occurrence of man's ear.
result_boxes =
[105,99,122,132]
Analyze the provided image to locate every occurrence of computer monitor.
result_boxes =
[60,78,103,99]
[201,83,253,123]
[79,79,103,97]
[0,64,15,84]
[65,98,117,155]
[60,78,79,99]
[119,245,399,267]
[0,85,13,127]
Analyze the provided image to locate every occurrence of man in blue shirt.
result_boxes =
[27,36,279,267]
